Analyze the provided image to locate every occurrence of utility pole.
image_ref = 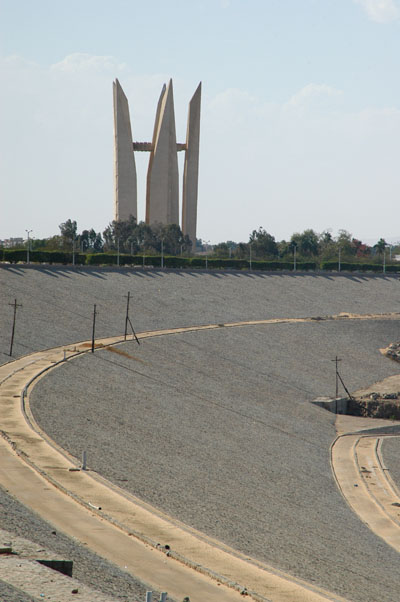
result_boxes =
[293,244,297,272]
[91,304,97,353]
[331,356,342,398]
[117,238,120,267]
[338,247,341,273]
[249,243,252,271]
[9,299,22,356]
[124,292,130,340]
[161,239,164,269]
[123,293,140,345]
[72,235,75,266]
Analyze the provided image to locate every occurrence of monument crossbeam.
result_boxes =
[132,142,187,152]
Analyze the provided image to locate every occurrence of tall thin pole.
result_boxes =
[9,299,22,356]
[338,247,341,273]
[293,245,297,271]
[117,238,120,267]
[91,304,97,353]
[124,292,130,340]
[25,229,32,264]
[249,243,252,271]
[161,239,164,269]
[331,356,342,398]
[72,235,75,266]
[383,249,386,274]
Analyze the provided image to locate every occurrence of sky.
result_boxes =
[1,0,400,245]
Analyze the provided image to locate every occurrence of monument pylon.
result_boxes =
[182,82,201,250]
[113,79,201,247]
[113,79,137,222]
[146,79,179,226]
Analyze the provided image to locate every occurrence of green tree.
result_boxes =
[103,216,137,252]
[290,229,319,256]
[335,230,354,257]
[213,242,230,258]
[59,219,77,250]
[374,238,387,255]
[153,223,192,255]
[249,227,278,258]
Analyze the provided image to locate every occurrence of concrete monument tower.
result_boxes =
[113,79,201,247]
[113,79,137,222]
[182,82,201,249]
[146,80,179,225]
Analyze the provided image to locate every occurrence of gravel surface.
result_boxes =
[31,318,400,602]
[2,266,400,601]
[381,437,400,491]
[1,265,400,363]
[0,485,168,602]
[0,581,36,602]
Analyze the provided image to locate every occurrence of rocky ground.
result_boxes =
[31,319,400,602]
[2,266,400,602]
[382,436,400,493]
[0,486,163,602]
[1,264,400,362]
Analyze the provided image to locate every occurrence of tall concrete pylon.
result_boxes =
[182,82,201,248]
[113,79,137,222]
[146,79,179,226]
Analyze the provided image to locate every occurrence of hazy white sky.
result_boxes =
[1,0,400,244]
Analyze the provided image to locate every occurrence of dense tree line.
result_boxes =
[212,228,398,262]
[29,217,192,256]
[9,218,399,263]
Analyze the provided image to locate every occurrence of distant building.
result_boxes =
[0,238,24,248]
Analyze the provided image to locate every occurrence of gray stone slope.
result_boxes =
[382,437,400,493]
[0,486,163,601]
[2,266,400,601]
[1,265,400,363]
[0,581,36,602]
[31,319,400,602]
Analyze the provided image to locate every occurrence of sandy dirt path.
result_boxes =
[331,369,400,555]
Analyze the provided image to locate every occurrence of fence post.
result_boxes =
[146,592,153,602]
[160,594,167,602]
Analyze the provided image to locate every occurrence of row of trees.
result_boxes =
[213,228,399,262]
[20,218,399,262]
[30,218,192,256]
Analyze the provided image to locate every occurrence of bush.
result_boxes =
[1,249,86,265]
[2,249,28,263]
[321,261,399,273]
[86,253,118,266]
[164,256,191,268]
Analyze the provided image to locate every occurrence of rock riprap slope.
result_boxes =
[1,265,400,362]
[2,266,400,601]
[31,318,400,602]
